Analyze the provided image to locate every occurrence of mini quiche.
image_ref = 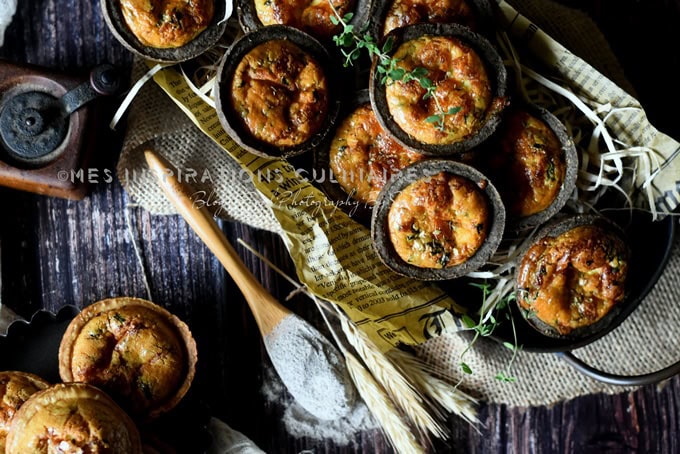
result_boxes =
[384,34,492,145]
[254,0,355,40]
[5,383,142,454]
[59,297,197,419]
[382,0,478,36]
[230,39,329,148]
[330,102,425,205]
[387,171,489,268]
[0,372,50,453]
[517,222,630,335]
[490,108,568,218]
[119,0,214,48]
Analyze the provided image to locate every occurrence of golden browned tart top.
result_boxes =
[230,39,329,148]
[5,382,142,454]
[119,0,214,49]
[254,0,355,40]
[517,224,629,334]
[489,109,566,217]
[382,0,477,36]
[388,171,489,268]
[385,35,493,145]
[59,297,197,419]
[330,103,425,205]
[0,372,50,453]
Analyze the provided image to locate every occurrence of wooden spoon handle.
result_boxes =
[144,150,290,336]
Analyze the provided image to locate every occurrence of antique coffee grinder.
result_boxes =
[0,60,122,199]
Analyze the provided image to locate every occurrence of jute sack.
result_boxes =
[117,0,680,406]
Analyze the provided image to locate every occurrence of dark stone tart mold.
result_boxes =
[214,25,341,158]
[369,23,508,157]
[101,0,228,63]
[371,159,505,280]
[514,214,631,341]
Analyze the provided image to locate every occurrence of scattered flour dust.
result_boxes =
[262,365,379,445]
[262,314,378,444]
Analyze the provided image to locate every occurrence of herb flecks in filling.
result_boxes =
[517,224,629,334]
[230,40,329,148]
[330,103,425,204]
[388,172,489,269]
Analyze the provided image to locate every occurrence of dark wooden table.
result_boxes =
[1,0,679,452]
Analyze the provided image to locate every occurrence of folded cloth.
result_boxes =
[208,418,266,454]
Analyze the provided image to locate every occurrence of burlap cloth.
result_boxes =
[117,0,680,407]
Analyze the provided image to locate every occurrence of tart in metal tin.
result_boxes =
[371,159,505,280]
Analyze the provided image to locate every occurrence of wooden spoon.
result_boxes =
[144,150,290,337]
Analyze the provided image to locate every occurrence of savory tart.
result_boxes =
[517,219,630,336]
[329,102,425,205]
[388,171,488,268]
[487,107,574,221]
[253,0,355,40]
[385,34,491,145]
[118,0,214,49]
[59,297,197,419]
[382,0,478,36]
[0,372,50,452]
[372,160,505,280]
[230,38,329,148]
[5,382,142,454]
[371,24,507,157]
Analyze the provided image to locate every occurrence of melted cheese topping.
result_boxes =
[330,103,425,204]
[517,225,629,334]
[254,0,354,40]
[0,373,49,452]
[383,0,477,36]
[119,0,214,48]
[385,35,492,145]
[231,40,329,148]
[5,384,141,454]
[68,306,185,415]
[388,172,489,268]
[490,109,566,217]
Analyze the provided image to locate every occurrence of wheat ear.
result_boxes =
[344,353,427,454]
[387,348,479,426]
[339,317,448,440]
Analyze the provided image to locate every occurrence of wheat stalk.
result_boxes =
[338,317,448,440]
[387,348,479,426]
[344,353,427,454]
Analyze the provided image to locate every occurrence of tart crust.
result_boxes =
[0,372,50,453]
[59,297,197,419]
[5,382,142,454]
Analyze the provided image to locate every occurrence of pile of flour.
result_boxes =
[262,314,378,444]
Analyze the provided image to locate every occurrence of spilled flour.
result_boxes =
[262,366,379,445]
[264,314,356,420]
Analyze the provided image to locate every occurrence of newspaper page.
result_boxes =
[152,69,465,352]
[498,1,680,215]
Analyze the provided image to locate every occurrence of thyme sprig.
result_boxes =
[328,10,461,131]
[457,282,522,383]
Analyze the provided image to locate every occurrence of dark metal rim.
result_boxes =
[556,351,680,386]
